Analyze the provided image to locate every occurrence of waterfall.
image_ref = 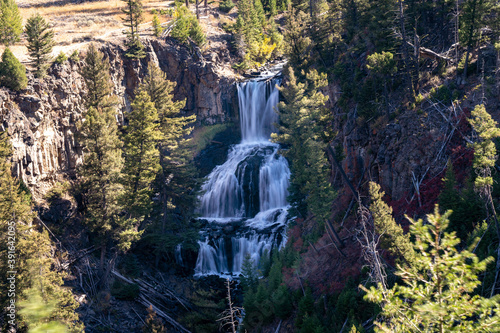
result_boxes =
[194,78,290,277]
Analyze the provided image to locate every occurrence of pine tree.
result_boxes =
[80,44,115,110]
[78,106,139,278]
[0,130,83,332]
[25,13,54,78]
[460,0,493,80]
[0,47,27,91]
[0,0,22,45]
[138,62,197,266]
[122,0,146,58]
[152,13,163,37]
[363,207,500,332]
[368,182,415,265]
[272,68,335,223]
[122,90,162,221]
[283,8,313,73]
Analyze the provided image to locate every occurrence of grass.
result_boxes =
[188,124,228,156]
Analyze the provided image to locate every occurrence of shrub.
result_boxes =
[69,50,80,62]
[110,280,140,300]
[152,13,163,37]
[54,51,67,64]
[219,0,235,12]
[0,47,27,91]
[171,5,206,46]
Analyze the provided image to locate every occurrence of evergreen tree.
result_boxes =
[272,68,335,223]
[283,8,313,73]
[468,104,500,193]
[0,0,22,45]
[79,43,115,110]
[122,0,146,58]
[0,131,83,332]
[368,182,415,265]
[0,47,27,91]
[78,106,139,278]
[438,161,486,241]
[152,13,163,37]
[460,0,493,79]
[25,13,54,78]
[19,290,68,333]
[138,62,197,265]
[122,90,162,221]
[171,4,206,46]
[363,207,500,332]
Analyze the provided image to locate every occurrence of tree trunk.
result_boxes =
[185,0,189,8]
[399,0,414,96]
[196,0,199,20]
[99,241,106,278]
[462,0,478,82]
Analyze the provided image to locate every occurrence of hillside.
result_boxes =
[1,0,500,332]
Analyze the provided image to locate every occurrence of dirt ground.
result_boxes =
[7,0,237,78]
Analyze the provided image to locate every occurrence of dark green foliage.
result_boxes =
[136,62,198,265]
[110,280,140,300]
[438,162,486,241]
[80,44,114,110]
[0,47,27,91]
[25,13,54,78]
[122,90,162,221]
[0,131,83,332]
[369,182,415,265]
[54,51,67,64]
[0,0,22,45]
[240,254,258,292]
[152,13,163,37]
[219,0,235,13]
[272,68,335,223]
[171,5,206,46]
[122,0,146,58]
[364,208,500,331]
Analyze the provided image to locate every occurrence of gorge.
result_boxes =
[194,77,291,276]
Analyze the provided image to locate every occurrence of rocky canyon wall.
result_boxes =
[0,38,237,199]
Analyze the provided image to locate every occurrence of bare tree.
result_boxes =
[217,279,243,333]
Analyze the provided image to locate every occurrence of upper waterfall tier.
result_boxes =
[238,80,280,143]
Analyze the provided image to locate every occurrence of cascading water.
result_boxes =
[194,78,290,277]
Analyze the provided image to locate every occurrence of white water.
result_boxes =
[194,78,290,276]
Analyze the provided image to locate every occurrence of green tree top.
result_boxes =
[468,104,500,189]
[122,89,162,220]
[363,206,500,332]
[368,182,415,265]
[121,0,146,58]
[272,68,335,223]
[80,43,115,110]
[0,130,83,332]
[0,0,22,45]
[25,13,54,78]
[0,47,27,91]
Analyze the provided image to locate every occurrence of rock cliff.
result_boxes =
[0,38,238,199]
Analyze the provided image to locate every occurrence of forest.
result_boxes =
[1,0,500,332]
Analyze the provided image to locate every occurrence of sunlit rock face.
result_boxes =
[0,38,237,199]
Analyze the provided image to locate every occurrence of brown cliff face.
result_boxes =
[0,38,237,199]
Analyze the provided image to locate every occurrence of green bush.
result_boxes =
[69,50,80,62]
[110,280,140,300]
[0,47,27,91]
[171,5,206,46]
[219,0,235,12]
[54,51,67,64]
